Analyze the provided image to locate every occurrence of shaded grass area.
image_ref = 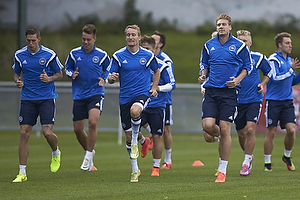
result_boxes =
[0,131,299,199]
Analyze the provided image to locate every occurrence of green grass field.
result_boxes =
[0,131,299,200]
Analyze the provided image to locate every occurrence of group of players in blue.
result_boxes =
[11,12,300,184]
[12,24,176,183]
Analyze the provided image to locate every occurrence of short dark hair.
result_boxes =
[274,32,291,48]
[141,35,155,49]
[82,24,97,37]
[153,30,166,49]
[26,26,40,38]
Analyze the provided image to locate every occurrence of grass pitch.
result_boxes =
[0,131,299,200]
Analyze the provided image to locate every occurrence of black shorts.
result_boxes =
[73,95,104,121]
[265,100,295,129]
[141,107,165,136]
[19,99,55,126]
[164,104,173,125]
[120,94,150,131]
[202,87,237,123]
[235,102,262,130]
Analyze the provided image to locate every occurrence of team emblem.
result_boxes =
[140,58,146,65]
[92,56,99,63]
[39,58,46,65]
[19,116,23,123]
[229,45,236,51]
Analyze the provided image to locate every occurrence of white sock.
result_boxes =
[243,154,252,166]
[153,158,161,168]
[139,135,145,144]
[218,160,228,174]
[85,150,93,160]
[131,158,139,172]
[52,146,59,157]
[284,149,292,157]
[19,165,26,175]
[131,118,141,145]
[164,149,172,163]
[264,154,271,163]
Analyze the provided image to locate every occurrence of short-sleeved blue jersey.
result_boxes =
[65,46,110,100]
[238,51,272,104]
[199,33,252,89]
[107,46,159,105]
[156,50,176,105]
[265,51,300,100]
[12,45,64,100]
[148,58,174,109]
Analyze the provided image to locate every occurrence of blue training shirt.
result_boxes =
[156,50,176,105]
[12,45,64,100]
[148,58,174,109]
[107,46,159,105]
[265,51,300,101]
[238,51,272,104]
[65,45,110,100]
[199,33,252,89]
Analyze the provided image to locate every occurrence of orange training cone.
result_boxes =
[192,160,204,167]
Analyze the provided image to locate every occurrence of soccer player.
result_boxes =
[198,13,252,182]
[65,24,110,171]
[264,32,300,172]
[235,30,272,176]
[107,25,160,182]
[140,35,175,176]
[12,26,63,182]
[151,30,176,170]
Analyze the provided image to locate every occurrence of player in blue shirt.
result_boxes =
[65,24,110,172]
[140,36,174,176]
[198,14,252,183]
[264,32,300,172]
[151,31,176,170]
[12,26,63,183]
[107,25,160,182]
[235,30,272,176]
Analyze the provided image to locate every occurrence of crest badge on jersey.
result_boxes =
[92,56,99,63]
[229,45,236,51]
[140,58,146,65]
[39,58,46,65]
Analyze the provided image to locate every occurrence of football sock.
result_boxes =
[264,154,271,163]
[284,149,292,157]
[243,154,252,166]
[85,150,93,160]
[131,117,141,145]
[164,149,172,163]
[19,165,26,175]
[52,146,59,157]
[218,160,228,174]
[153,159,161,168]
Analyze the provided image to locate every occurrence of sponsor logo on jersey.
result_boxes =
[210,47,215,51]
[77,57,82,61]
[140,58,146,65]
[22,60,27,64]
[229,45,236,51]
[39,58,46,65]
[92,56,99,63]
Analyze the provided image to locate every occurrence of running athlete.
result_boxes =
[65,24,110,171]
[264,32,300,172]
[107,25,160,182]
[198,14,252,183]
[12,26,63,183]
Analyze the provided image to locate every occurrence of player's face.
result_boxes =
[125,28,140,48]
[216,19,231,36]
[279,37,292,54]
[82,32,96,53]
[142,42,155,53]
[238,35,252,49]
[25,34,41,53]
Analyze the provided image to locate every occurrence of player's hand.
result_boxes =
[149,86,158,97]
[291,57,300,70]
[72,68,79,79]
[40,69,50,83]
[15,77,23,88]
[108,72,119,84]
[226,77,238,88]
[98,77,105,86]
[198,75,206,85]
[257,83,264,94]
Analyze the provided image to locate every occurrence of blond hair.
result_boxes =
[216,13,232,25]
[124,24,141,36]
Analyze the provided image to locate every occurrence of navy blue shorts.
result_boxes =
[202,87,237,123]
[73,95,104,121]
[141,107,165,136]
[265,100,295,129]
[164,104,173,125]
[235,102,262,130]
[120,94,150,131]
[19,99,55,126]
